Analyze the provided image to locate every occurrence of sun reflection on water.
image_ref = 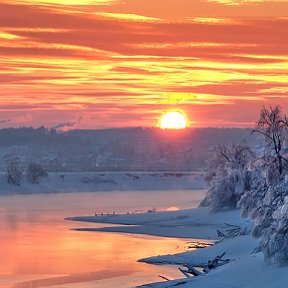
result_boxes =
[0,190,205,287]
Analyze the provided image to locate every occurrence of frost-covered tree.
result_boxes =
[238,106,288,218]
[202,105,288,264]
[252,105,288,176]
[238,106,288,264]
[268,190,288,264]
[249,178,288,264]
[239,106,288,218]
[238,156,273,218]
[26,162,47,184]
[6,161,22,186]
[200,145,254,212]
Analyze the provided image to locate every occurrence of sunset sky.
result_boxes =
[0,0,287,129]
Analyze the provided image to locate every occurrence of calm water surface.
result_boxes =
[0,189,205,288]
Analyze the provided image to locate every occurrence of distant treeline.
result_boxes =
[0,127,253,172]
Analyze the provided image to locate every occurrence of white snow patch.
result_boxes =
[0,171,205,194]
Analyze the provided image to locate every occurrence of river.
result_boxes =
[0,189,205,288]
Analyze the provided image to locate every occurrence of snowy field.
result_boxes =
[0,171,205,194]
[69,207,288,288]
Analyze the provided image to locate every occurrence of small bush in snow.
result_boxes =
[26,162,47,184]
[6,161,22,186]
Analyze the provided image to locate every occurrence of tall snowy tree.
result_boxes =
[239,106,288,264]
[252,105,288,176]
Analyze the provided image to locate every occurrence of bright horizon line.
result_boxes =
[0,125,255,131]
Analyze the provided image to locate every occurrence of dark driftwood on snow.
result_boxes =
[179,267,192,278]
[204,252,230,272]
[158,275,171,281]
[217,223,249,238]
[179,263,204,277]
[179,252,230,278]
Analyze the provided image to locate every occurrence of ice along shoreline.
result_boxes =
[68,207,288,288]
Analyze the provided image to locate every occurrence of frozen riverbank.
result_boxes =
[68,207,247,240]
[69,207,288,288]
[0,171,205,194]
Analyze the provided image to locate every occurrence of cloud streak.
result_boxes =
[0,1,287,128]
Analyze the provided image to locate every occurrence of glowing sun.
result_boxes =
[159,111,189,129]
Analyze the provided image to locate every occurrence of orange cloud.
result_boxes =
[0,1,287,128]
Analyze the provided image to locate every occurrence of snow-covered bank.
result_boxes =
[0,171,205,194]
[68,208,248,240]
[68,208,288,288]
[139,246,288,288]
